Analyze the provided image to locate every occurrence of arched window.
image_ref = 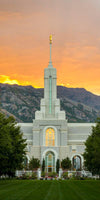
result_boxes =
[72,155,81,170]
[45,128,55,146]
[45,151,55,172]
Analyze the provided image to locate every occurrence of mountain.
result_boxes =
[0,83,100,123]
[57,86,100,110]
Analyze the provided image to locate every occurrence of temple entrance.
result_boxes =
[45,151,55,172]
[72,155,81,170]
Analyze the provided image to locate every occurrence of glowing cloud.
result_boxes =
[0,75,20,85]
[0,75,43,88]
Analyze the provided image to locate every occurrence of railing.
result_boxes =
[15,170,37,177]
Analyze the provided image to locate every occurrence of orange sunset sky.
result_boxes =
[0,0,100,95]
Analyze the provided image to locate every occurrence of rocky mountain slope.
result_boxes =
[57,86,100,110]
[0,83,100,123]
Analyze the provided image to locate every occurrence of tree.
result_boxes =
[0,112,27,177]
[56,159,60,173]
[61,157,71,170]
[42,158,45,172]
[83,118,100,176]
[29,157,40,170]
[23,156,28,170]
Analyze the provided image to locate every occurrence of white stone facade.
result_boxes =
[18,37,95,172]
[19,122,94,170]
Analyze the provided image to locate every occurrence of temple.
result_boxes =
[19,36,94,172]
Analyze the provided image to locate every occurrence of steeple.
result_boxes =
[35,36,66,120]
[48,35,53,68]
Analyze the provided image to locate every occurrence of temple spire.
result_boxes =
[48,35,53,67]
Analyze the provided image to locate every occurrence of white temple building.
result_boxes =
[19,36,95,172]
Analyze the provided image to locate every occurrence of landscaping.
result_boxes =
[0,180,100,200]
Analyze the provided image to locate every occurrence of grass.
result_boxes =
[0,180,100,200]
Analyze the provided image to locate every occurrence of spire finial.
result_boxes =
[49,35,52,44]
[48,35,53,67]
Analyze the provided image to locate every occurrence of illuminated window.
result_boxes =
[45,152,55,172]
[45,128,55,146]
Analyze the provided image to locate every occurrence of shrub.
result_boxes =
[31,172,37,179]
[21,173,29,180]
[42,159,45,172]
[48,172,57,178]
[41,172,45,178]
[62,172,68,179]
[61,157,71,170]
[56,159,60,173]
[29,157,40,170]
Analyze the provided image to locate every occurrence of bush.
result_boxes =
[48,172,57,178]
[29,157,40,170]
[62,172,68,179]
[61,157,71,170]
[41,172,46,178]
[42,159,45,172]
[56,159,60,173]
[21,173,29,180]
[70,172,84,180]
[31,172,37,179]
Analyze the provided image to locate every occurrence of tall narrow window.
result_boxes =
[45,128,55,146]
[45,151,55,172]
[72,155,81,170]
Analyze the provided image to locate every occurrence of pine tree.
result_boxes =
[0,112,27,177]
[42,158,45,172]
[56,159,60,173]
[61,157,71,170]
[83,118,100,176]
[29,157,40,170]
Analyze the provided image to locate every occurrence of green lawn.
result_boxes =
[0,180,100,200]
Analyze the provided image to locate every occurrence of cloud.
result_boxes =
[0,75,19,85]
[0,0,47,16]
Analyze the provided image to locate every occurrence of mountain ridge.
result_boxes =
[0,83,100,123]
